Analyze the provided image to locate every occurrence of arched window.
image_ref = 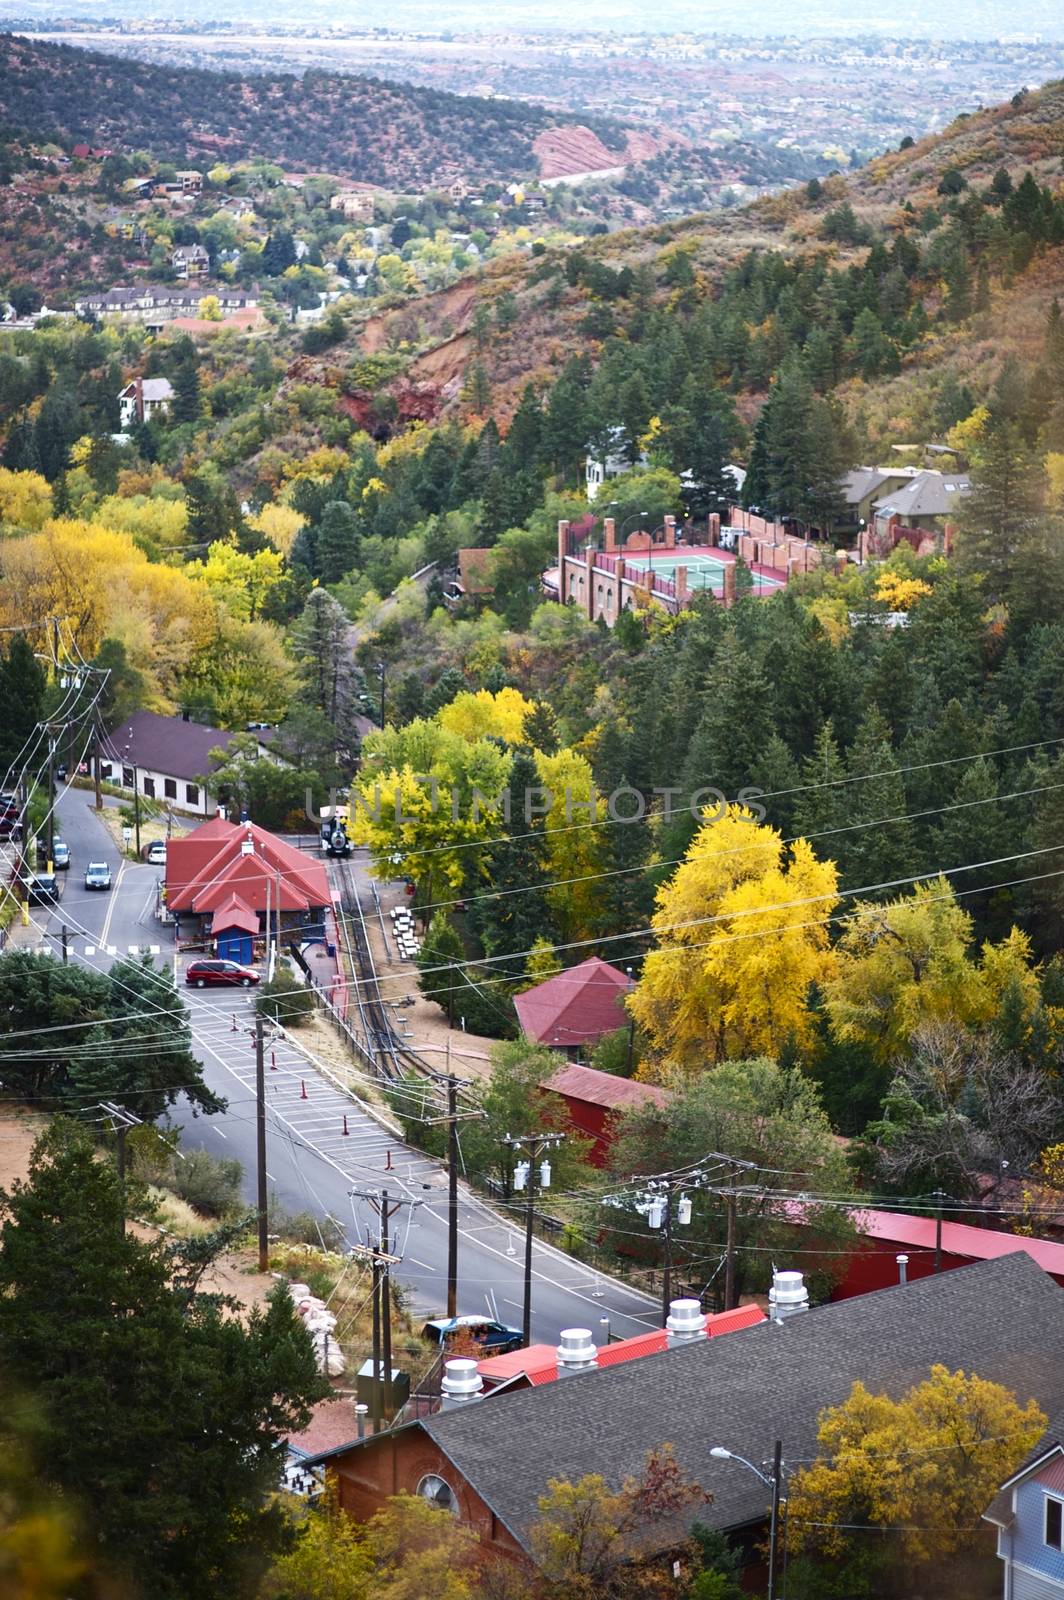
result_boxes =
[416,1473,457,1515]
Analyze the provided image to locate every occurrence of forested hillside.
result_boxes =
[0,33,626,189]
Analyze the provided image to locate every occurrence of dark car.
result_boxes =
[20,873,60,906]
[185,959,260,989]
[35,839,69,870]
[420,1315,522,1355]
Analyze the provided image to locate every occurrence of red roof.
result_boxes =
[854,1208,1064,1275]
[542,1062,671,1112]
[209,893,260,936]
[514,957,634,1047]
[166,818,329,916]
[477,1307,766,1387]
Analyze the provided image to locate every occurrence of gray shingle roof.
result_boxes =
[103,711,241,783]
[873,469,971,520]
[422,1254,1064,1552]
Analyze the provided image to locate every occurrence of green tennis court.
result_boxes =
[623,550,786,593]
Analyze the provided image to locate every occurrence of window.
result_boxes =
[100,762,112,781]
[1047,1496,1063,1551]
[416,1474,456,1515]
[164,779,177,800]
[186,784,199,806]
[122,766,134,788]
[143,776,156,799]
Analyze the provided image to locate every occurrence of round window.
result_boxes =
[416,1473,456,1515]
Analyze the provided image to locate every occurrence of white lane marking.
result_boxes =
[84,945,96,956]
[106,945,117,956]
[266,1171,276,1181]
[99,861,125,948]
[409,1259,435,1270]
[213,1128,228,1140]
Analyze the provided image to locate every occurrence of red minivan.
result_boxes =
[185,960,260,988]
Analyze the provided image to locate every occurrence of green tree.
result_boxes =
[473,749,558,962]
[0,1124,327,1599]
[0,631,45,774]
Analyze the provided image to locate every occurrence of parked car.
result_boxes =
[35,838,69,870]
[420,1315,522,1355]
[0,809,22,841]
[145,840,166,866]
[185,959,260,989]
[84,861,112,891]
[20,873,59,906]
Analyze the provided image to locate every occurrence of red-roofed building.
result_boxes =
[165,817,331,951]
[476,1306,766,1389]
[539,1061,671,1166]
[828,1208,1064,1299]
[515,957,633,1055]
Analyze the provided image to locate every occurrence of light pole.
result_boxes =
[710,1442,785,1600]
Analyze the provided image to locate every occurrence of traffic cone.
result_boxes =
[384,1149,393,1171]
[270,1050,277,1071]
[342,1115,349,1136]
[300,1079,308,1100]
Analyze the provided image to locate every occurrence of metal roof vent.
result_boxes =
[769,1269,809,1322]
[556,1328,597,1376]
[440,1358,483,1409]
[666,1298,706,1347]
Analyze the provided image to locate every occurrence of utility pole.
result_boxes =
[376,660,386,730]
[724,1161,741,1312]
[99,1102,139,1233]
[500,1132,564,1346]
[133,763,141,859]
[46,728,56,872]
[933,1189,947,1273]
[768,1439,784,1600]
[255,1014,269,1272]
[60,924,68,963]
[645,1175,694,1325]
[446,1073,459,1320]
[92,713,102,810]
[349,1191,420,1426]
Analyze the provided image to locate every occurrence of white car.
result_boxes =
[145,840,167,866]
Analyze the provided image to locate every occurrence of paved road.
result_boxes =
[28,790,660,1346]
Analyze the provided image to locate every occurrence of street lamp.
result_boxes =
[710,1443,785,1600]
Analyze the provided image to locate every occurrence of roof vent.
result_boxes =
[769,1269,809,1322]
[240,838,254,856]
[666,1298,706,1347]
[556,1327,597,1376]
[440,1358,483,1410]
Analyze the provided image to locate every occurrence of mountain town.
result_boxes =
[4,10,1064,1600]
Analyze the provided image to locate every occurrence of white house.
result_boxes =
[585,428,647,501]
[171,244,210,280]
[97,711,277,817]
[118,376,175,430]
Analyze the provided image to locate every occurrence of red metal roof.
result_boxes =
[477,1345,559,1386]
[706,1305,766,1336]
[595,1328,668,1366]
[209,893,259,935]
[167,820,329,915]
[854,1209,1064,1275]
[541,1062,671,1112]
[514,957,634,1047]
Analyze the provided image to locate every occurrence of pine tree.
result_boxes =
[954,420,1047,601]
[171,358,201,424]
[841,707,914,890]
[316,500,361,584]
[0,632,45,774]
[0,1124,326,1600]
[474,750,557,961]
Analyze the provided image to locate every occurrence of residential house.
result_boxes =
[538,1061,669,1167]
[164,815,331,950]
[330,189,376,221]
[514,956,634,1055]
[175,169,203,194]
[868,467,971,554]
[171,244,210,280]
[585,427,647,501]
[838,465,917,536]
[984,1417,1064,1599]
[303,1255,1064,1574]
[442,548,497,609]
[117,375,174,429]
[97,710,274,817]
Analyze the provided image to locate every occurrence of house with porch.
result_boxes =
[118,376,174,429]
[98,711,274,817]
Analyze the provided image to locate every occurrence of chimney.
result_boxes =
[603,517,617,552]
[556,1328,597,1376]
[440,1358,483,1410]
[768,1270,809,1323]
[666,1298,706,1348]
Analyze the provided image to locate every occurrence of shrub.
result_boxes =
[256,966,315,1027]
[169,1149,244,1218]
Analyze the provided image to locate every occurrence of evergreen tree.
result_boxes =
[316,500,361,584]
[792,723,851,854]
[474,750,557,961]
[0,1124,326,1600]
[954,420,1047,602]
[0,632,45,776]
[170,358,201,424]
[841,707,914,890]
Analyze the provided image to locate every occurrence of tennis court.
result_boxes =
[623,550,786,594]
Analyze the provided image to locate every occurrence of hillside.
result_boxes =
[318,77,1064,447]
[0,33,631,190]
